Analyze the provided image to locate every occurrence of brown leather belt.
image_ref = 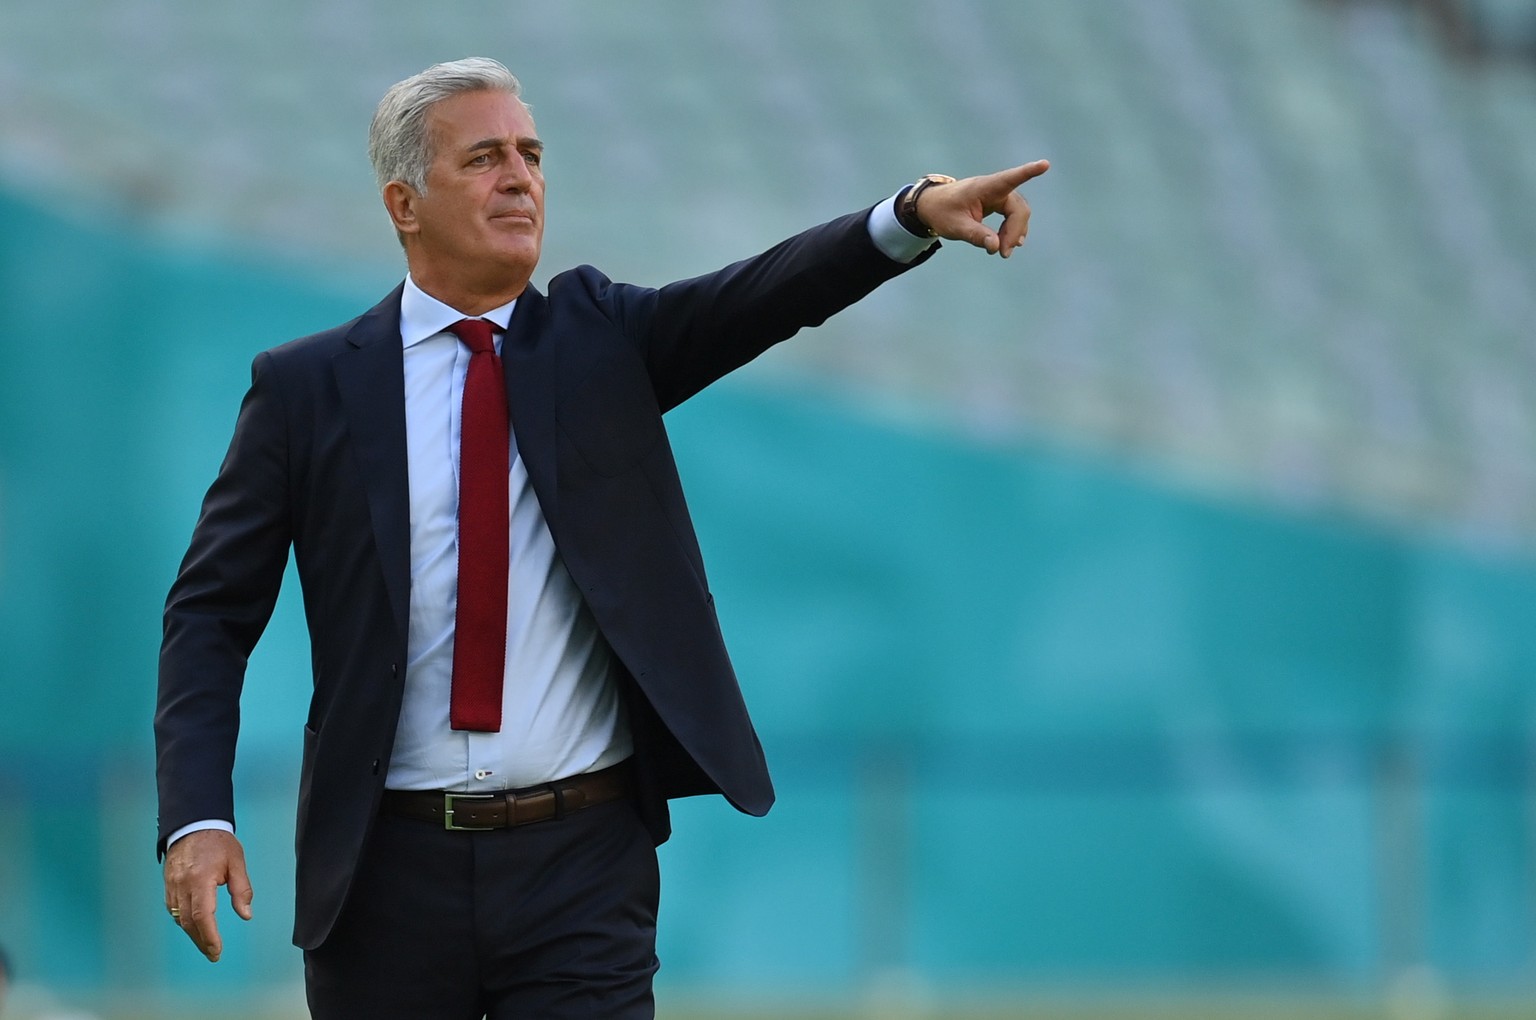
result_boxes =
[380,761,633,831]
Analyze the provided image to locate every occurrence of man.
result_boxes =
[156,57,1048,1018]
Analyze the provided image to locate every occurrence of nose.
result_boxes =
[499,153,534,192]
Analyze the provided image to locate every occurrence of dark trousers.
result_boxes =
[304,797,661,1019]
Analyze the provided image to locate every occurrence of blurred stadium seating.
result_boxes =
[2,0,1534,546]
[1,1,1535,1017]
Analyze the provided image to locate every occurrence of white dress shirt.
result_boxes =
[166,194,934,845]
[387,279,631,792]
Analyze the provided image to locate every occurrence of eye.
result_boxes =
[469,153,492,166]
[523,149,542,168]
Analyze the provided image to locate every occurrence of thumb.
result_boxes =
[227,858,254,921]
[956,220,1001,254]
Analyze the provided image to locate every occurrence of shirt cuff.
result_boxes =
[868,189,940,263]
[168,819,234,847]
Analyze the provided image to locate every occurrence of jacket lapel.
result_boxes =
[502,284,559,521]
[332,285,411,641]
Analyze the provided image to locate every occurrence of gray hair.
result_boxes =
[369,57,524,195]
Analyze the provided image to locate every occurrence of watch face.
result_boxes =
[924,174,958,185]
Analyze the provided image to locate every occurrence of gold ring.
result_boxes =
[169,907,181,918]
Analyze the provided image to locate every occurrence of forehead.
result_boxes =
[427,90,536,151]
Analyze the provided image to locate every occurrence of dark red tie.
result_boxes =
[448,318,508,732]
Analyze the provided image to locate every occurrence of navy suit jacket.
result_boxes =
[155,206,933,949]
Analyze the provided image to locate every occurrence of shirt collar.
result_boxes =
[399,275,518,349]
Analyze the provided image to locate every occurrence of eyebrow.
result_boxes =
[466,137,544,155]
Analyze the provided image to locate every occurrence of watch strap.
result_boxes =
[897,174,956,238]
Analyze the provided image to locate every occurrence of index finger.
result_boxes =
[182,880,224,962]
[998,160,1051,187]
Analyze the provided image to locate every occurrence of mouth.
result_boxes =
[491,210,535,223]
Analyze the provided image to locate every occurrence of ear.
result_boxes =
[382,180,421,237]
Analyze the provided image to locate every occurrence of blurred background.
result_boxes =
[2,0,1535,1017]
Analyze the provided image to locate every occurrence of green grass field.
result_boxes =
[83,999,1536,1020]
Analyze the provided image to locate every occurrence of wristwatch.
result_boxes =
[897,173,957,238]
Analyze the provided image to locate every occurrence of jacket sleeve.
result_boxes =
[154,350,292,857]
[594,205,937,412]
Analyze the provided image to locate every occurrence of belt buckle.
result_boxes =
[443,792,497,831]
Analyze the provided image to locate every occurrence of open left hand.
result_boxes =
[163,829,254,963]
[914,160,1050,257]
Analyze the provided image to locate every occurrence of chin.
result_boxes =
[487,231,540,260]
[484,246,541,283]
[500,242,541,266]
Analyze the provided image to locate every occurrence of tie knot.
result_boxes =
[449,317,500,355]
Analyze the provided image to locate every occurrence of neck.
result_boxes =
[408,262,530,316]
